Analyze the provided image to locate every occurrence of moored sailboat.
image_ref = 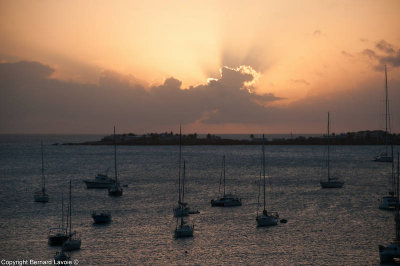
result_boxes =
[256,134,279,227]
[174,161,194,238]
[83,168,115,189]
[62,180,81,251]
[211,155,242,207]
[173,126,190,217]
[320,112,344,188]
[108,126,123,197]
[379,152,400,263]
[34,142,49,202]
[48,192,68,246]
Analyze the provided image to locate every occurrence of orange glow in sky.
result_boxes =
[0,0,399,134]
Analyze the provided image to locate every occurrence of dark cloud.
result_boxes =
[376,40,395,54]
[0,61,54,81]
[362,49,377,59]
[2,60,399,134]
[362,40,400,70]
[0,61,282,133]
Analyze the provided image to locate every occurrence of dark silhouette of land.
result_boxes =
[61,130,400,146]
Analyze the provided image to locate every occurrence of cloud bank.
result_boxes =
[1,60,399,134]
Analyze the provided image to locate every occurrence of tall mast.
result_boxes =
[396,152,399,241]
[327,112,330,182]
[69,180,72,236]
[61,192,64,230]
[41,142,45,193]
[223,155,226,197]
[180,160,186,226]
[114,126,118,183]
[178,125,182,204]
[385,65,389,155]
[391,143,395,195]
[263,134,266,212]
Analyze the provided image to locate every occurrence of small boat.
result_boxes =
[374,65,393,163]
[34,142,49,203]
[54,250,70,265]
[379,152,400,263]
[108,127,123,197]
[173,126,190,217]
[256,134,279,227]
[320,112,344,189]
[92,211,111,224]
[211,155,241,207]
[174,161,194,238]
[62,180,81,251]
[83,168,115,189]
[48,192,68,246]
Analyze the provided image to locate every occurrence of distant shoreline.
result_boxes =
[61,130,400,146]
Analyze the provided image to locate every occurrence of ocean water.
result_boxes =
[0,135,398,265]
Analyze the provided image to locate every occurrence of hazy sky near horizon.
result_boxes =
[1,0,400,134]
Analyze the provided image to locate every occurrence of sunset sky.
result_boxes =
[1,0,399,134]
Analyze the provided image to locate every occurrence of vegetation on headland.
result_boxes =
[61,130,400,146]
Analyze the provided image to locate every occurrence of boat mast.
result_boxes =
[69,180,72,237]
[114,126,118,183]
[391,143,395,195]
[178,125,181,204]
[180,160,186,227]
[263,134,266,213]
[327,112,330,182]
[41,142,45,193]
[223,155,226,197]
[385,65,389,155]
[396,152,399,241]
[61,192,64,230]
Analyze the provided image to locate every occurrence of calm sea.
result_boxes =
[0,135,397,265]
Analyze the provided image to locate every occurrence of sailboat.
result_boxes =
[108,126,123,197]
[83,168,115,189]
[256,134,279,226]
[211,155,242,207]
[174,160,194,238]
[375,65,393,163]
[62,180,81,251]
[34,142,49,202]
[48,192,68,246]
[320,112,344,188]
[379,144,399,210]
[379,152,400,263]
[173,126,190,217]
